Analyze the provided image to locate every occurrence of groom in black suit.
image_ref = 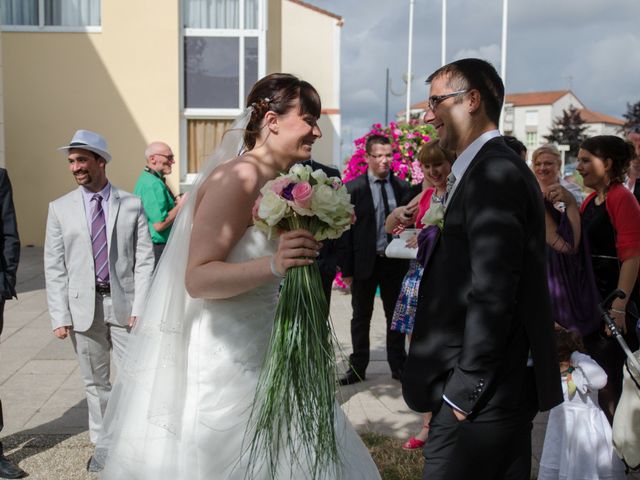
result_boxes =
[402,58,562,479]
[337,135,410,385]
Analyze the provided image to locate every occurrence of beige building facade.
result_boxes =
[2,0,341,245]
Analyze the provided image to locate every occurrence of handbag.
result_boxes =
[385,229,419,259]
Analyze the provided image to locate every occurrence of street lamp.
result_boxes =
[385,69,414,125]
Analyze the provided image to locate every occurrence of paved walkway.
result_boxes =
[1,247,634,479]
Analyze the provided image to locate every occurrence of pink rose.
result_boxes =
[271,177,292,195]
[292,181,313,208]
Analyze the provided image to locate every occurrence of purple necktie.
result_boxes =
[91,194,109,284]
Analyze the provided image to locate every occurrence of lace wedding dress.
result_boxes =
[98,110,381,479]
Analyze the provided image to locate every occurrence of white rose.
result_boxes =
[290,163,311,182]
[311,184,342,224]
[258,190,289,226]
[310,168,328,185]
[420,202,444,229]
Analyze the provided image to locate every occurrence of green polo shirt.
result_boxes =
[133,170,175,244]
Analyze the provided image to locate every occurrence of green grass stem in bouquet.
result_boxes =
[245,164,354,479]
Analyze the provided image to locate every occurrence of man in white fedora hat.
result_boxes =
[44,129,154,471]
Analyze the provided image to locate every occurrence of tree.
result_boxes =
[543,106,588,161]
[622,99,640,129]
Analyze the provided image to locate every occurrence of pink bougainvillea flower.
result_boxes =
[342,121,437,184]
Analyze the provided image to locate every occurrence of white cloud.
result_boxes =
[453,44,501,67]
[562,32,640,115]
[312,0,640,157]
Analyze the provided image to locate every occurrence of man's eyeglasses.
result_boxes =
[427,90,468,111]
[369,154,393,160]
[153,153,175,161]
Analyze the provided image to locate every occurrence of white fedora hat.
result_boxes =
[58,129,112,163]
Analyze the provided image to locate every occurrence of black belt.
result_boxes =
[96,283,111,294]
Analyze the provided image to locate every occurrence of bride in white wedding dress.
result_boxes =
[98,74,381,479]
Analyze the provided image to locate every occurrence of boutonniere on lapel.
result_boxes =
[420,201,445,231]
[416,200,444,269]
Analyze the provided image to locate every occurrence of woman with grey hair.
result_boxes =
[532,144,583,204]
[531,144,601,337]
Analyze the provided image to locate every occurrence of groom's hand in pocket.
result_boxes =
[452,408,467,422]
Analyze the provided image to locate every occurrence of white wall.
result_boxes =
[281,0,341,166]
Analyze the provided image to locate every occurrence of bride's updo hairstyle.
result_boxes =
[244,73,321,150]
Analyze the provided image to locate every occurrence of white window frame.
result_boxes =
[180,0,267,185]
[1,0,101,32]
[525,110,539,126]
[526,131,538,148]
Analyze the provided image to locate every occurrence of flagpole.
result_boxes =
[405,0,415,123]
[441,0,446,66]
[499,0,508,132]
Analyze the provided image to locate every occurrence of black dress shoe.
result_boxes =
[391,370,403,381]
[0,456,27,479]
[339,370,365,386]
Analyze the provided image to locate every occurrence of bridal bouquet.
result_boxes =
[247,164,354,479]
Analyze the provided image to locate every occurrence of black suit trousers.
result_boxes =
[349,256,407,375]
[422,368,538,480]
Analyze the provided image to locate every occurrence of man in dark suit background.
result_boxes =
[337,135,410,385]
[402,58,562,479]
[0,168,26,479]
[302,159,341,307]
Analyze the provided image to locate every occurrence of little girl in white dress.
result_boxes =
[538,330,626,480]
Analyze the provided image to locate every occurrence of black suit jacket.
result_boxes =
[402,137,562,415]
[337,173,410,279]
[302,159,341,277]
[0,169,20,299]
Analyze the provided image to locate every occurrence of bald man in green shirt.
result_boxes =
[134,142,186,265]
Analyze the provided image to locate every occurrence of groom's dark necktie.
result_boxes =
[375,179,392,244]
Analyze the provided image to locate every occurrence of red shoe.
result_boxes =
[402,437,426,450]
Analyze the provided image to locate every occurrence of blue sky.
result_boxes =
[312,0,640,157]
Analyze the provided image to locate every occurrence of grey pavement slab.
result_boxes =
[1,246,637,479]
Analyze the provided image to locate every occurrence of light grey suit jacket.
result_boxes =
[44,186,154,332]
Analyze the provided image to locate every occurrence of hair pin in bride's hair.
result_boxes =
[250,97,272,120]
